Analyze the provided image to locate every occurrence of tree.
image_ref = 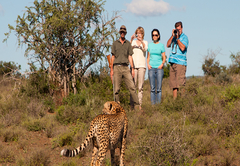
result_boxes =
[202,49,221,77]
[228,52,240,74]
[4,0,119,96]
[0,61,21,78]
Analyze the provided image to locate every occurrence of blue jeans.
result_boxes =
[148,68,164,105]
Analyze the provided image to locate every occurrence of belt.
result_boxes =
[113,63,128,66]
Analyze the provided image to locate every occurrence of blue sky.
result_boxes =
[1,0,240,77]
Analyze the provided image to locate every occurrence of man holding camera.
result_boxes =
[167,21,189,99]
[110,25,140,109]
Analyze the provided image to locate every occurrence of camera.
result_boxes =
[174,29,178,35]
[135,34,138,37]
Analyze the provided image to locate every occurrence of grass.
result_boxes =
[1,73,240,165]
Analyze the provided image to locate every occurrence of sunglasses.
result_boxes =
[152,34,158,37]
[120,28,126,30]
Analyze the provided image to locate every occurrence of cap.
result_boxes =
[119,25,127,33]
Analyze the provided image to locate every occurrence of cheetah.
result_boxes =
[61,101,128,166]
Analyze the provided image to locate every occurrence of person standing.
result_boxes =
[147,29,166,105]
[166,21,189,99]
[130,26,148,110]
[110,25,140,109]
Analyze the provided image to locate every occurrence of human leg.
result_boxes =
[122,66,139,106]
[169,63,178,99]
[137,68,146,108]
[148,68,156,105]
[113,66,122,102]
[156,68,164,104]
[173,88,178,100]
[176,64,186,98]
[176,64,187,88]
[130,68,138,109]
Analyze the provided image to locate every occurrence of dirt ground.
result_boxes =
[0,129,118,166]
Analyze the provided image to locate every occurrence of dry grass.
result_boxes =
[1,74,240,165]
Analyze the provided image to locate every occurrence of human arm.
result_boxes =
[176,37,187,52]
[141,40,148,52]
[110,55,115,83]
[166,29,175,48]
[130,34,136,43]
[147,51,151,70]
[128,55,135,78]
[158,52,166,69]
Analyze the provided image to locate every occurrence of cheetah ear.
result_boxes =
[109,103,112,110]
[117,101,120,104]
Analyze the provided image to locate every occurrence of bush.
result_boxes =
[220,85,240,107]
[52,132,73,148]
[0,61,21,77]
[17,149,50,166]
[215,72,233,85]
[1,127,21,142]
[23,119,44,131]
[0,143,15,163]
[62,92,86,106]
[228,52,240,74]
[191,134,217,156]
[20,70,49,97]
[202,49,221,77]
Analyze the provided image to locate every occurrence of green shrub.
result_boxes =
[220,85,240,107]
[20,70,49,98]
[56,105,86,124]
[202,49,221,77]
[228,52,240,74]
[163,63,170,78]
[23,119,44,131]
[43,97,55,113]
[52,132,73,148]
[56,99,103,125]
[0,61,21,77]
[63,92,86,106]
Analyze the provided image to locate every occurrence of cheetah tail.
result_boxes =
[61,133,92,157]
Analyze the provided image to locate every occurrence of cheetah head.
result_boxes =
[102,101,122,114]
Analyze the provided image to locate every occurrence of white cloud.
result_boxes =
[126,0,171,17]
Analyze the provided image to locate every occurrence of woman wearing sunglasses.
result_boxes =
[147,29,166,105]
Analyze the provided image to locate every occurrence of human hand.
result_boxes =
[158,64,164,69]
[148,64,152,70]
[131,68,135,78]
[131,34,136,41]
[172,29,175,37]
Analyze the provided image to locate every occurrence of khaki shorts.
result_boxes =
[169,63,187,89]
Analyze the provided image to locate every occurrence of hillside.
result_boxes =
[1,72,240,165]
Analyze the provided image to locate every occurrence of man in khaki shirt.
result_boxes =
[111,25,139,109]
